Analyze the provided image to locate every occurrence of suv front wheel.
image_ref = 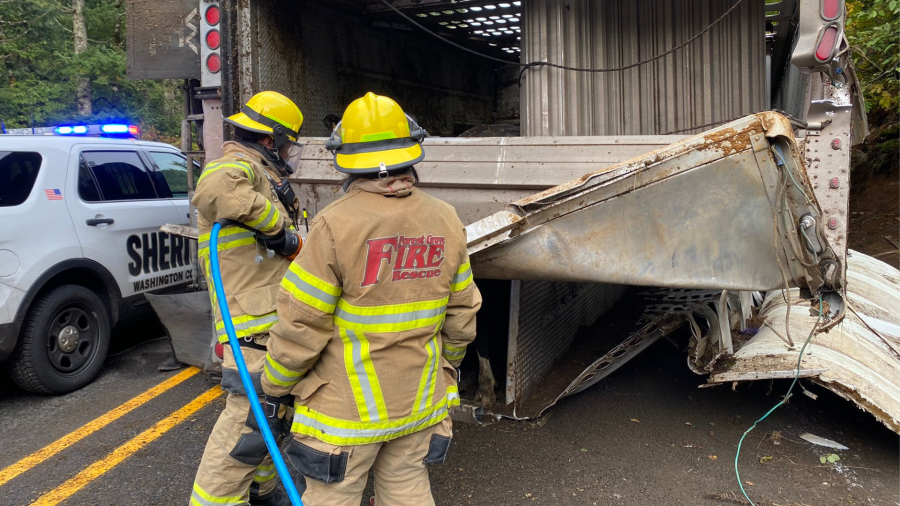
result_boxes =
[9,285,111,394]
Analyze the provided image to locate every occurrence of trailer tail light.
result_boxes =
[815,25,839,62]
[206,29,220,50]
[201,1,222,87]
[821,0,842,20]
[793,0,844,70]
[205,5,220,25]
[206,53,221,73]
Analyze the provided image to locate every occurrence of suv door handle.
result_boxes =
[86,218,114,226]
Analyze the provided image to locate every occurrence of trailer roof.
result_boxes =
[366,0,800,86]
[365,0,522,61]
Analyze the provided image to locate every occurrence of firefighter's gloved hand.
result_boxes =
[262,394,294,436]
[256,228,302,260]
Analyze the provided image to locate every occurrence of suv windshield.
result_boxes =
[0,152,43,207]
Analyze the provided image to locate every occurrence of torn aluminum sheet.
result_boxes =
[145,290,218,373]
[466,112,839,294]
[707,250,900,433]
[799,433,850,450]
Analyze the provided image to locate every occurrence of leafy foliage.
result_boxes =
[846,0,900,125]
[0,0,181,137]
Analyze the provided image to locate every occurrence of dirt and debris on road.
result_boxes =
[428,335,898,506]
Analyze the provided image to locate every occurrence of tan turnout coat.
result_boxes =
[261,175,481,446]
[192,141,293,347]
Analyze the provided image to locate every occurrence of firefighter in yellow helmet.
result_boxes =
[260,92,482,506]
[189,91,304,506]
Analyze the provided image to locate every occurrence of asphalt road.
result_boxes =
[0,318,897,506]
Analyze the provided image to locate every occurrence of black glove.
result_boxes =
[256,228,301,258]
[261,394,294,437]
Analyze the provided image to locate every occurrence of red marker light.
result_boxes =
[214,343,224,359]
[205,5,220,25]
[128,125,140,137]
[821,0,841,20]
[206,29,220,49]
[206,53,221,73]
[815,26,838,62]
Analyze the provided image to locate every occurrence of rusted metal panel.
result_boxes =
[521,0,767,137]
[126,0,201,80]
[709,251,900,433]
[289,135,687,224]
[466,112,837,292]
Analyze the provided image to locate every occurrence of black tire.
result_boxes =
[9,285,111,394]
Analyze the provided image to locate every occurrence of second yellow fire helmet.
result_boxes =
[326,92,427,175]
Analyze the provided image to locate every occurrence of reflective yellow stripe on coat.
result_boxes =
[333,297,447,333]
[245,199,281,233]
[340,328,388,422]
[264,353,304,388]
[281,263,341,314]
[197,161,255,185]
[442,343,467,363]
[197,227,256,257]
[450,261,473,292]
[214,312,279,343]
[291,386,457,446]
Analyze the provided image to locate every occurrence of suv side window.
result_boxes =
[0,151,42,207]
[77,160,102,202]
[148,151,199,198]
[79,151,158,201]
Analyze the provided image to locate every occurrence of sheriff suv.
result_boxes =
[0,125,200,394]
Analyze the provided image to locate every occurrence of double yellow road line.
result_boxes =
[0,366,224,505]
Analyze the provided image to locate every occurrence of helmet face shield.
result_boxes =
[283,141,304,173]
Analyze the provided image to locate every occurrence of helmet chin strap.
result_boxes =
[238,139,292,175]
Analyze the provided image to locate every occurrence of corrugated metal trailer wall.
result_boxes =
[522,0,767,136]
[237,0,497,137]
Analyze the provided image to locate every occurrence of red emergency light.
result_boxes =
[207,53,221,73]
[205,5,220,25]
[821,0,842,20]
[206,29,220,50]
[815,25,839,62]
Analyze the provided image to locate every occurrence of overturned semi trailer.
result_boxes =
[145,0,897,431]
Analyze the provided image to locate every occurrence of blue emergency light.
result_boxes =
[7,123,141,137]
[100,124,129,134]
[55,126,89,135]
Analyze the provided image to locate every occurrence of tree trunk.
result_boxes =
[73,0,91,116]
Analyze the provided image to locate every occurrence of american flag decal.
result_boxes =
[44,189,63,201]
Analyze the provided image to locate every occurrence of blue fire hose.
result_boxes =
[209,221,304,506]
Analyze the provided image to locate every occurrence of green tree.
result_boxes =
[0,0,180,138]
[846,0,900,125]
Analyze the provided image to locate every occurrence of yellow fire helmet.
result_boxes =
[325,92,427,175]
[224,91,303,149]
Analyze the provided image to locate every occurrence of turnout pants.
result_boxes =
[191,346,281,505]
[289,417,453,506]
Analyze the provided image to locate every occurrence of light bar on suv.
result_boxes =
[3,123,141,138]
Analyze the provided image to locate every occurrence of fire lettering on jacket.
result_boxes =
[361,235,445,287]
